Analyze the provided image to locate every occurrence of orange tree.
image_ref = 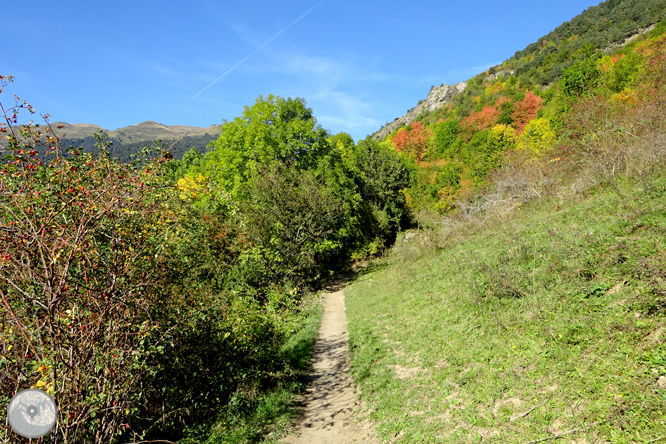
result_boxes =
[391,122,431,161]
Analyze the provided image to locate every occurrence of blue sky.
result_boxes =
[2,0,601,142]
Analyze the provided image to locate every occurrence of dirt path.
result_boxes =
[281,288,379,444]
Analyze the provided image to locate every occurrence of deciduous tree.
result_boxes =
[391,122,431,161]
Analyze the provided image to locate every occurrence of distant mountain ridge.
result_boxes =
[17,121,223,163]
[51,120,222,145]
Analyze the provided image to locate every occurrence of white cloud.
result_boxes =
[193,22,428,138]
[271,53,383,134]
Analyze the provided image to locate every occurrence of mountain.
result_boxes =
[372,82,468,140]
[50,120,222,144]
[34,121,223,163]
[368,0,666,215]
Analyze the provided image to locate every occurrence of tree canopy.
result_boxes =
[201,95,331,198]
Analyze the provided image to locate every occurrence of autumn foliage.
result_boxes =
[511,91,543,134]
[391,121,431,160]
[461,104,501,134]
[0,91,179,441]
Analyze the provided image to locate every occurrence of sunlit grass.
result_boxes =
[347,173,666,443]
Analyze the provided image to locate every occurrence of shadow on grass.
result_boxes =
[320,259,389,293]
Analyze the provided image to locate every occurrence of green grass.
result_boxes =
[346,174,666,443]
[183,293,323,444]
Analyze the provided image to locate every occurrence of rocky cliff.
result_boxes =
[372,82,467,140]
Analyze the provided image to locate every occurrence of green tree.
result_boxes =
[203,95,331,198]
[433,119,461,159]
[561,58,601,98]
[351,139,413,241]
[241,163,354,282]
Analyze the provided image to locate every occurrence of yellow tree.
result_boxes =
[517,118,556,157]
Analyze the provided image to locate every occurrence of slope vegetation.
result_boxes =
[347,172,666,442]
[372,1,666,218]
[345,6,666,443]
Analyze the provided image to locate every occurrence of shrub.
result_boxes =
[0,77,302,444]
[0,78,181,442]
[517,118,556,157]
[391,122,431,161]
[561,59,601,98]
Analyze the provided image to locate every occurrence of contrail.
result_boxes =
[193,1,325,99]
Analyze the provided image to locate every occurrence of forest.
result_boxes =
[0,82,412,443]
[54,133,217,164]
[2,0,666,442]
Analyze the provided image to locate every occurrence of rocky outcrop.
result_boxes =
[484,70,515,82]
[372,81,467,140]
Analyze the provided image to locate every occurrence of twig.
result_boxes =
[646,436,666,443]
[521,420,607,444]
[510,396,551,422]
[0,288,40,359]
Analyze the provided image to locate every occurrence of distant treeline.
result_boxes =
[59,133,217,162]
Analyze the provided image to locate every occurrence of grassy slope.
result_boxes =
[346,173,666,443]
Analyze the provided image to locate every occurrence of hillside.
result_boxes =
[372,0,666,143]
[343,1,666,442]
[59,132,218,163]
[372,82,468,140]
[372,16,666,218]
[347,172,666,442]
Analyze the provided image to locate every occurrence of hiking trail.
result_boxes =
[281,286,379,444]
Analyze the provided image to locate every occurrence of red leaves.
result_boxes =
[512,91,543,134]
[462,104,501,135]
[392,122,431,161]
